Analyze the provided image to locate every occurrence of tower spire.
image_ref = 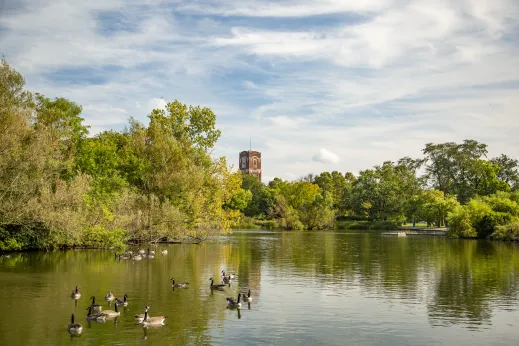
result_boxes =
[249,137,251,152]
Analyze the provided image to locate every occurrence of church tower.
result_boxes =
[239,150,261,182]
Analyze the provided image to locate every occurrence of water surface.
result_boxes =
[1,230,519,345]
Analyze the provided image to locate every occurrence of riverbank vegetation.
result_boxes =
[239,138,519,240]
[0,59,248,251]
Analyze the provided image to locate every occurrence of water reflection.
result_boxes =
[0,231,518,345]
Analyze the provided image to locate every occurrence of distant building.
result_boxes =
[239,150,261,182]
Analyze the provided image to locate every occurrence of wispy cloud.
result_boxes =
[1,0,518,181]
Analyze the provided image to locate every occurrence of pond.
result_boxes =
[1,230,519,345]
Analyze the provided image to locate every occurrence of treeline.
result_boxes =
[0,59,247,251]
[241,141,519,240]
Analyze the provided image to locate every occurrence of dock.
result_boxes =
[381,227,448,237]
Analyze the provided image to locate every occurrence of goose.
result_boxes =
[147,250,154,259]
[138,249,145,255]
[244,289,252,303]
[161,249,168,255]
[70,285,81,299]
[115,294,128,306]
[67,314,83,334]
[142,311,166,327]
[85,306,106,321]
[99,301,120,318]
[89,296,103,312]
[209,277,226,291]
[135,306,150,323]
[105,292,115,302]
[226,293,242,309]
[171,278,189,289]
[222,270,236,280]
[133,254,142,261]
[148,248,155,255]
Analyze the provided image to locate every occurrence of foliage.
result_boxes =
[492,221,519,241]
[0,59,244,251]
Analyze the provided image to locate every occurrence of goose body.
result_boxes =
[71,286,81,299]
[209,277,226,291]
[105,292,115,302]
[100,302,120,318]
[142,311,166,326]
[89,296,102,312]
[68,314,83,334]
[138,249,145,255]
[171,278,189,289]
[135,306,150,323]
[133,254,142,261]
[115,294,128,306]
[86,306,106,321]
[222,270,236,280]
[227,293,242,309]
[161,249,168,255]
[148,249,155,255]
[245,289,252,303]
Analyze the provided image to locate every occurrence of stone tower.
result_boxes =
[239,150,261,182]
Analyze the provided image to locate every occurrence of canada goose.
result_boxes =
[209,277,226,290]
[142,311,166,326]
[138,249,145,255]
[70,285,81,299]
[161,249,168,255]
[67,314,83,334]
[148,248,155,255]
[226,293,242,309]
[244,289,252,303]
[89,296,102,312]
[135,306,150,323]
[86,306,106,321]
[222,270,236,280]
[147,252,155,259]
[171,278,189,289]
[105,292,115,302]
[115,294,128,306]
[100,301,120,318]
[133,254,142,261]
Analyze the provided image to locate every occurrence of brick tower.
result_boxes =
[239,150,262,182]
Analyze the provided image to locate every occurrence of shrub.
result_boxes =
[447,206,476,237]
[492,221,519,241]
[82,225,127,248]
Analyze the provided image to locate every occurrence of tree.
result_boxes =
[491,154,519,190]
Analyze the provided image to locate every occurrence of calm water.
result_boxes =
[1,230,519,345]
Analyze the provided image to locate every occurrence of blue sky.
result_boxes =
[1,0,519,182]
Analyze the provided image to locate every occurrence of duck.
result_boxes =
[171,278,189,289]
[70,285,81,299]
[115,294,128,306]
[209,277,227,291]
[99,301,120,318]
[226,293,242,309]
[89,296,103,312]
[142,310,166,327]
[135,305,150,323]
[67,314,83,334]
[105,292,115,302]
[161,249,168,255]
[86,306,106,321]
[244,289,252,303]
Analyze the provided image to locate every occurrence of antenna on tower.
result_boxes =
[249,137,251,152]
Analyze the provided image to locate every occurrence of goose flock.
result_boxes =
[67,249,253,336]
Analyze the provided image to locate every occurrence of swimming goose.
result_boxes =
[70,285,81,299]
[244,289,252,303]
[147,250,154,259]
[222,270,236,280]
[105,292,115,302]
[171,278,189,289]
[89,296,103,312]
[148,248,155,255]
[115,294,128,306]
[135,306,150,323]
[138,249,145,255]
[209,277,226,291]
[161,249,168,255]
[226,293,242,309]
[99,301,120,318]
[142,311,166,326]
[86,306,106,321]
[133,254,143,261]
[67,314,83,334]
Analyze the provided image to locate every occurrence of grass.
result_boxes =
[401,223,429,228]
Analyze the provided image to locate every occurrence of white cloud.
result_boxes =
[312,148,340,164]
[148,98,167,112]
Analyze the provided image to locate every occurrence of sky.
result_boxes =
[1,0,518,183]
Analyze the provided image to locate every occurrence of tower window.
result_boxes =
[253,158,258,169]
